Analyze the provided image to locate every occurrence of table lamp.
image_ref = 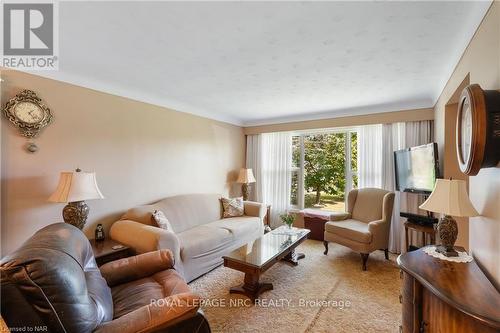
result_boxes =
[236,168,256,201]
[419,178,478,257]
[49,168,104,229]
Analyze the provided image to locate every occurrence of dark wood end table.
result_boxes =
[90,238,131,266]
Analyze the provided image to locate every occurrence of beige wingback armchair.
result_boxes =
[323,188,395,270]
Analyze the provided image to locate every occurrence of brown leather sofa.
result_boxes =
[1,223,211,333]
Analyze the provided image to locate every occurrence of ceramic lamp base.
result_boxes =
[63,201,89,230]
[436,215,459,257]
[242,183,250,201]
[435,245,459,257]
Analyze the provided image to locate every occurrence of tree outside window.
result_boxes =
[291,130,357,212]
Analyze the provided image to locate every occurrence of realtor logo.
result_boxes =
[2,1,58,70]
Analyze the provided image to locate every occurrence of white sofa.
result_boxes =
[110,193,266,282]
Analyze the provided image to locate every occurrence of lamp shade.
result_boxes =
[49,171,104,203]
[419,179,478,217]
[236,168,256,184]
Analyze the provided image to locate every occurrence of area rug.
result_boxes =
[189,239,402,333]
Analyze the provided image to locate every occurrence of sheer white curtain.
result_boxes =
[246,132,292,227]
[358,121,433,253]
[261,132,292,227]
[358,124,383,188]
[383,123,406,254]
[246,134,263,202]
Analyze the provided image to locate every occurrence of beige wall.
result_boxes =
[434,1,500,286]
[1,70,245,255]
[244,108,434,134]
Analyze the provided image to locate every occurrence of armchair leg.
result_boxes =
[361,253,369,271]
[323,241,329,255]
[384,248,389,260]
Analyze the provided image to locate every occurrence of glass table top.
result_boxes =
[223,226,310,268]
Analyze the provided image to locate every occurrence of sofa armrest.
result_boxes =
[368,218,391,249]
[100,250,174,287]
[94,292,200,333]
[368,219,389,238]
[110,220,181,264]
[243,201,266,219]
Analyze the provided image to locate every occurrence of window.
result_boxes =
[290,130,358,212]
[291,136,301,206]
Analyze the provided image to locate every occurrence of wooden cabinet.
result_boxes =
[304,215,328,241]
[398,248,500,333]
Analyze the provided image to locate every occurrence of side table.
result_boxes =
[90,238,131,266]
[302,209,332,241]
[404,221,436,252]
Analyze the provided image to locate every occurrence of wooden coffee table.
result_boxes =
[223,226,310,301]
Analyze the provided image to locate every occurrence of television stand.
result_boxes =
[400,212,437,226]
[404,221,436,252]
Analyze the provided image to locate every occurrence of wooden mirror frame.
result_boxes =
[456,84,500,175]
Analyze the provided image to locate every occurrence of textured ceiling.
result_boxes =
[39,1,491,126]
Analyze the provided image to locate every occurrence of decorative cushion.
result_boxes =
[221,197,244,218]
[152,210,173,230]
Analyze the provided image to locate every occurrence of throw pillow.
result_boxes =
[221,197,244,218]
[152,210,173,230]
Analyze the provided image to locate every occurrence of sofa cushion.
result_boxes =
[205,217,261,238]
[111,269,189,319]
[178,226,233,261]
[325,219,372,244]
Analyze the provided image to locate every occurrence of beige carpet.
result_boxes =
[189,240,402,333]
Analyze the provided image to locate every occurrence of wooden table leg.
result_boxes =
[282,249,305,266]
[229,272,273,302]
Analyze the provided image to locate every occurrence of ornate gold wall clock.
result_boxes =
[456,84,500,175]
[3,90,53,152]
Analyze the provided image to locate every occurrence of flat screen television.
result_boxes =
[394,143,439,194]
